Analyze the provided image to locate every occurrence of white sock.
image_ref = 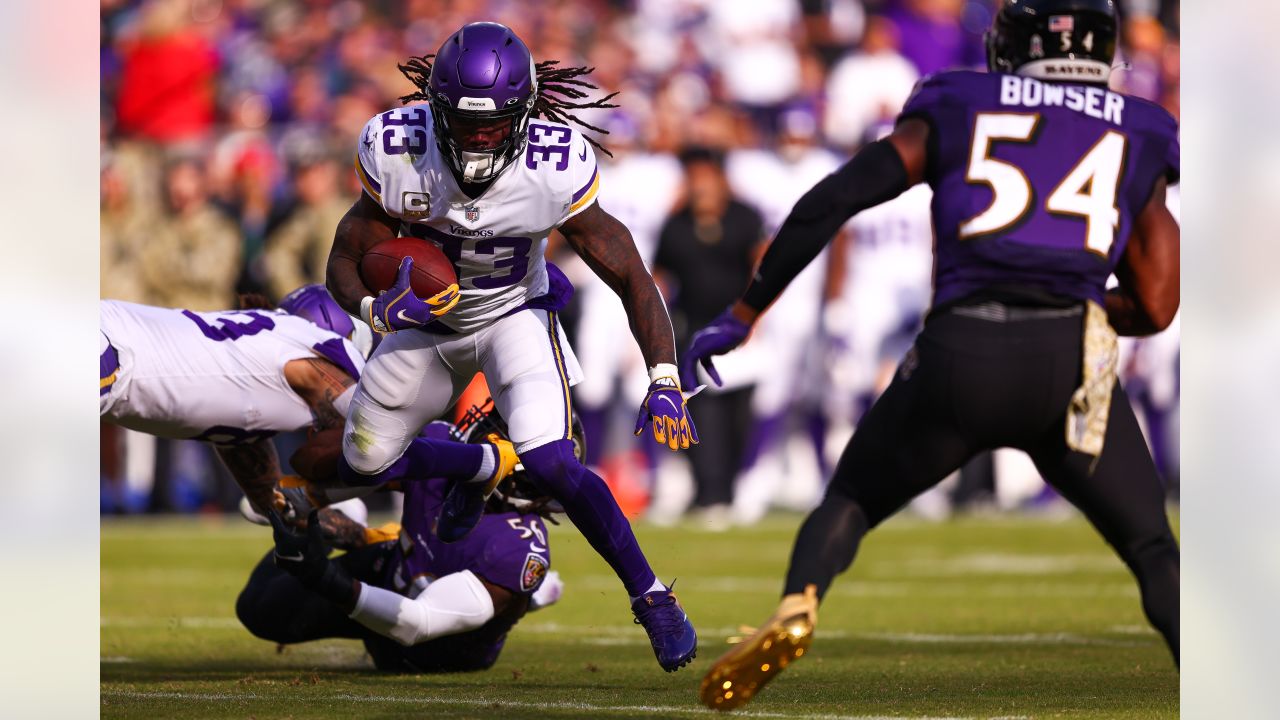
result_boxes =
[471,444,497,484]
[630,577,668,604]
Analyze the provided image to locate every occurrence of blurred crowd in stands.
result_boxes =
[100,0,1181,524]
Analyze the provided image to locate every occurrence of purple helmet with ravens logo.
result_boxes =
[454,399,584,517]
[986,0,1118,85]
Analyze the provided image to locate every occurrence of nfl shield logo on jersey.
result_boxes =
[464,204,481,223]
[521,552,549,591]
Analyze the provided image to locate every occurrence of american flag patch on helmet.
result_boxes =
[1048,15,1075,32]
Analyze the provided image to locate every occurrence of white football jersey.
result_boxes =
[100,300,366,443]
[597,151,681,264]
[845,183,934,286]
[355,108,600,334]
[728,147,841,333]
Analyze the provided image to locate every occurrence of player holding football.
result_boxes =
[100,285,372,517]
[684,0,1180,709]
[237,405,564,673]
[324,22,697,671]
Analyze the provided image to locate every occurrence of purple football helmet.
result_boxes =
[428,22,538,183]
[278,284,375,358]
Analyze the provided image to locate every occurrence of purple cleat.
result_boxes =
[632,583,698,672]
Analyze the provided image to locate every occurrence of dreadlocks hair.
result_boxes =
[237,292,275,311]
[397,55,619,157]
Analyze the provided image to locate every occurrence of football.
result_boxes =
[359,237,457,299]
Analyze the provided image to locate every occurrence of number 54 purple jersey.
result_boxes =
[898,70,1179,308]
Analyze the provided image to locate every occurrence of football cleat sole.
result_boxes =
[664,648,697,673]
[699,585,818,711]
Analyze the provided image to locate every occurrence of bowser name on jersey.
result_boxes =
[999,75,1124,125]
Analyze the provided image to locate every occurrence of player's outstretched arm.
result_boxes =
[216,438,284,518]
[737,119,927,319]
[559,203,676,368]
[283,358,357,431]
[1106,177,1180,336]
[560,204,698,450]
[348,571,516,646]
[326,193,400,317]
[680,120,927,388]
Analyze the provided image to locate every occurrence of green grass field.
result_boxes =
[102,511,1178,719]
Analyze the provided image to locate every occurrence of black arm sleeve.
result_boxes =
[741,139,912,312]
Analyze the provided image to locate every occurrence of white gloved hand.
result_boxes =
[529,570,564,611]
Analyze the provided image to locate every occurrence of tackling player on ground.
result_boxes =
[324,22,697,672]
[683,0,1180,709]
[239,403,564,672]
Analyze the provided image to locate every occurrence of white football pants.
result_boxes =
[343,309,583,474]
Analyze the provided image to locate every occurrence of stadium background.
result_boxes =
[98,0,1181,524]
[85,1,1213,717]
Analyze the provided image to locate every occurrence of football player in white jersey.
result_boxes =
[323,23,698,673]
[100,285,371,517]
[824,144,935,428]
[725,107,843,524]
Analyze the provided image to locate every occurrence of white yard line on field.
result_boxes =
[572,575,1137,598]
[100,689,1030,720]
[101,616,1153,647]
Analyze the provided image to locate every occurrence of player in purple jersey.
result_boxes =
[685,0,1180,710]
[236,403,565,673]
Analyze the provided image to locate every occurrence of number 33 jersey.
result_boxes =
[354,108,600,334]
[899,70,1179,307]
[100,300,365,443]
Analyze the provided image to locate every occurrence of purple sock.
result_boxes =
[521,439,657,597]
[339,437,486,486]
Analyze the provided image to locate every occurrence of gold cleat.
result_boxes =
[699,584,818,712]
[483,432,520,497]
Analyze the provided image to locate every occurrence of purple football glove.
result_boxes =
[634,367,699,451]
[679,307,752,388]
[363,257,460,333]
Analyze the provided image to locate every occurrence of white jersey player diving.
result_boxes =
[324,22,698,673]
[99,285,371,515]
[100,301,365,442]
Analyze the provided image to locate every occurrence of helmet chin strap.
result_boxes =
[461,151,494,183]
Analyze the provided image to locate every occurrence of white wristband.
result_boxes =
[649,363,680,386]
[359,296,375,322]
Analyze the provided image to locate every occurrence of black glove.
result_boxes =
[268,510,359,609]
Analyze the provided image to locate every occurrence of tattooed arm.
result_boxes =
[283,357,357,431]
[558,204,676,367]
[215,439,282,516]
[314,506,371,550]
